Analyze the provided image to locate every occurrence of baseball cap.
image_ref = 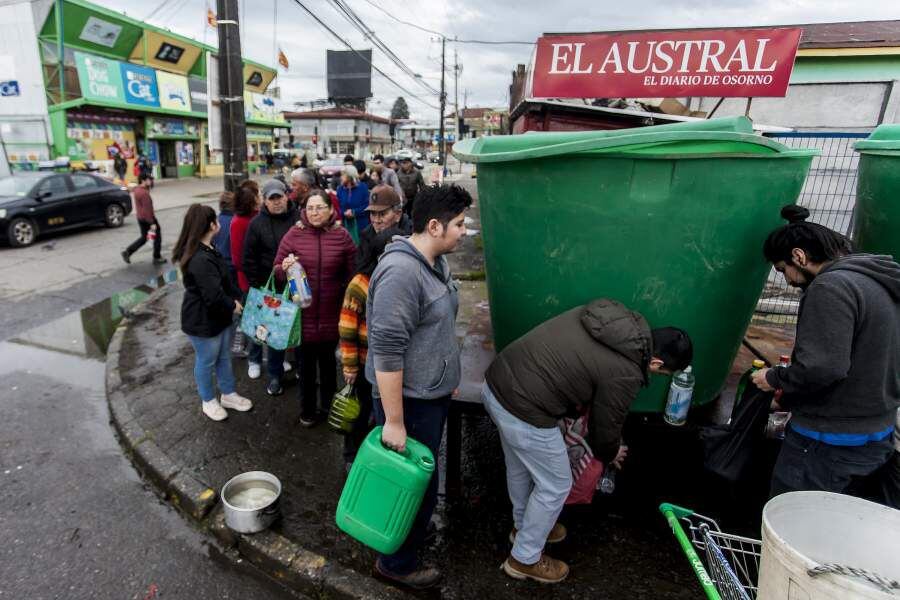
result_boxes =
[366,185,402,211]
[262,179,287,199]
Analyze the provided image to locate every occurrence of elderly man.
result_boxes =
[288,168,315,209]
[357,185,412,264]
[242,180,299,395]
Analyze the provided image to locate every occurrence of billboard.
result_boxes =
[75,52,125,103]
[326,49,373,100]
[531,27,801,98]
[121,63,159,107]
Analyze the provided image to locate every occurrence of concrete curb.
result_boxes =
[105,285,407,599]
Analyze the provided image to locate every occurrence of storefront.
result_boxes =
[4,0,282,178]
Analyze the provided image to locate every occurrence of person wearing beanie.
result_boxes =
[753,205,900,501]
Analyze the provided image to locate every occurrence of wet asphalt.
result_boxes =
[0,306,303,599]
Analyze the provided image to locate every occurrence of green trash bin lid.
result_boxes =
[855,124,900,154]
[452,116,818,163]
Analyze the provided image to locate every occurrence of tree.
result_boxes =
[390,97,410,120]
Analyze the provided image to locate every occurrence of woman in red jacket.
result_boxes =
[229,182,260,372]
[275,189,356,427]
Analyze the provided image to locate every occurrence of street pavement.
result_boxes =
[0,176,225,342]
[0,305,304,600]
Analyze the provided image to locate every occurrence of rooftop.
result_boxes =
[282,107,392,124]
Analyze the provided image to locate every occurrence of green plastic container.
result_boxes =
[335,426,435,553]
[854,125,900,260]
[453,116,817,413]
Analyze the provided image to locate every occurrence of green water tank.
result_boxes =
[854,125,900,260]
[453,117,817,413]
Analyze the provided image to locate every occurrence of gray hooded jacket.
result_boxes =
[766,253,900,434]
[365,237,460,399]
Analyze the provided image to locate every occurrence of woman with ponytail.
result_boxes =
[752,204,900,501]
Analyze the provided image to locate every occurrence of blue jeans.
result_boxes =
[247,342,285,379]
[187,327,236,402]
[373,394,450,575]
[482,383,572,565]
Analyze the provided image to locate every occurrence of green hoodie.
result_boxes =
[485,298,652,464]
[766,253,900,434]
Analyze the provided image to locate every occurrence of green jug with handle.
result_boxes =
[335,426,434,554]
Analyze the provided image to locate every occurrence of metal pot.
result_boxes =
[221,471,282,534]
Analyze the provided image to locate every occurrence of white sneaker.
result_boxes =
[202,399,228,421]
[247,362,262,379]
[282,360,293,373]
[220,392,253,412]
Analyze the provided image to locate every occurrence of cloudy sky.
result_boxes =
[95,0,899,120]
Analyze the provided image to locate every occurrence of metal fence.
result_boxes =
[754,132,869,322]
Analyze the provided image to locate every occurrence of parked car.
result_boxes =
[0,172,133,247]
[427,151,440,164]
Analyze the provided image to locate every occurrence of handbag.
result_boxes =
[239,271,302,351]
[559,409,605,505]
[344,215,359,246]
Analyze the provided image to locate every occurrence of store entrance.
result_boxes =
[159,141,178,178]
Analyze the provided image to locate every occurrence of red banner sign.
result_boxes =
[532,27,801,98]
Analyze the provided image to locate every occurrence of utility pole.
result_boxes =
[217,0,248,192]
[438,36,447,177]
[454,42,460,145]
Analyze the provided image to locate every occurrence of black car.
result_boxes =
[0,172,133,247]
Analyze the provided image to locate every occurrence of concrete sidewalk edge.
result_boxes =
[104,285,407,600]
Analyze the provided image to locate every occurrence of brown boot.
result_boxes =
[374,560,441,590]
[509,522,567,544]
[502,553,569,583]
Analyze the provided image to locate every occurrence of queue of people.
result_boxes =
[168,155,898,592]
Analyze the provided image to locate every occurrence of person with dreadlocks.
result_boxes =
[752,205,900,500]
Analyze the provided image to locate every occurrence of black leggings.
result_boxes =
[299,341,338,419]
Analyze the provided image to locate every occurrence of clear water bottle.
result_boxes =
[286,255,313,308]
[664,366,695,426]
[598,467,616,494]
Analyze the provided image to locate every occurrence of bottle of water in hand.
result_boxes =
[286,255,313,308]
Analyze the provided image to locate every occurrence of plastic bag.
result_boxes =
[700,386,774,483]
[559,411,605,504]
[328,384,360,434]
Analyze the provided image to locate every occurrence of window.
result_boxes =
[71,173,99,190]
[35,176,69,197]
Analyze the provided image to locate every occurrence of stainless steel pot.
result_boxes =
[221,471,282,534]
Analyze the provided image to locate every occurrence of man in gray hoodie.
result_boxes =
[753,205,900,499]
[365,184,472,589]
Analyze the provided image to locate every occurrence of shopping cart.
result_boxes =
[659,503,762,600]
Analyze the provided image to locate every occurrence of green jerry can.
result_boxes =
[335,426,435,554]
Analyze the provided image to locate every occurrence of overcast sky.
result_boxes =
[95,0,899,120]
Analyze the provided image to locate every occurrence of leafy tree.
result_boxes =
[390,97,410,120]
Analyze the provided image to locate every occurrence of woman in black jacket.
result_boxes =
[173,204,253,421]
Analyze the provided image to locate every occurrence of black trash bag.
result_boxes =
[700,387,774,483]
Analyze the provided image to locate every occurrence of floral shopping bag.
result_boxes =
[239,272,302,350]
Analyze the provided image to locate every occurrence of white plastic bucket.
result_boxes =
[758,491,900,599]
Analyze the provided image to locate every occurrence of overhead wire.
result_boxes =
[326,0,440,96]
[287,0,440,110]
[357,0,534,45]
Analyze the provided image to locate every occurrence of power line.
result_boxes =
[287,0,440,110]
[140,0,179,22]
[357,0,534,45]
[327,0,440,96]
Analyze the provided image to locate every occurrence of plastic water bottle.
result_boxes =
[598,467,616,494]
[664,366,695,426]
[734,359,766,410]
[286,255,313,308]
[767,354,792,439]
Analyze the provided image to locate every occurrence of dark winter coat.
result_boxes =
[765,254,900,434]
[356,214,413,268]
[242,205,299,290]
[273,210,356,343]
[181,244,242,338]
[396,167,425,215]
[485,299,652,464]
